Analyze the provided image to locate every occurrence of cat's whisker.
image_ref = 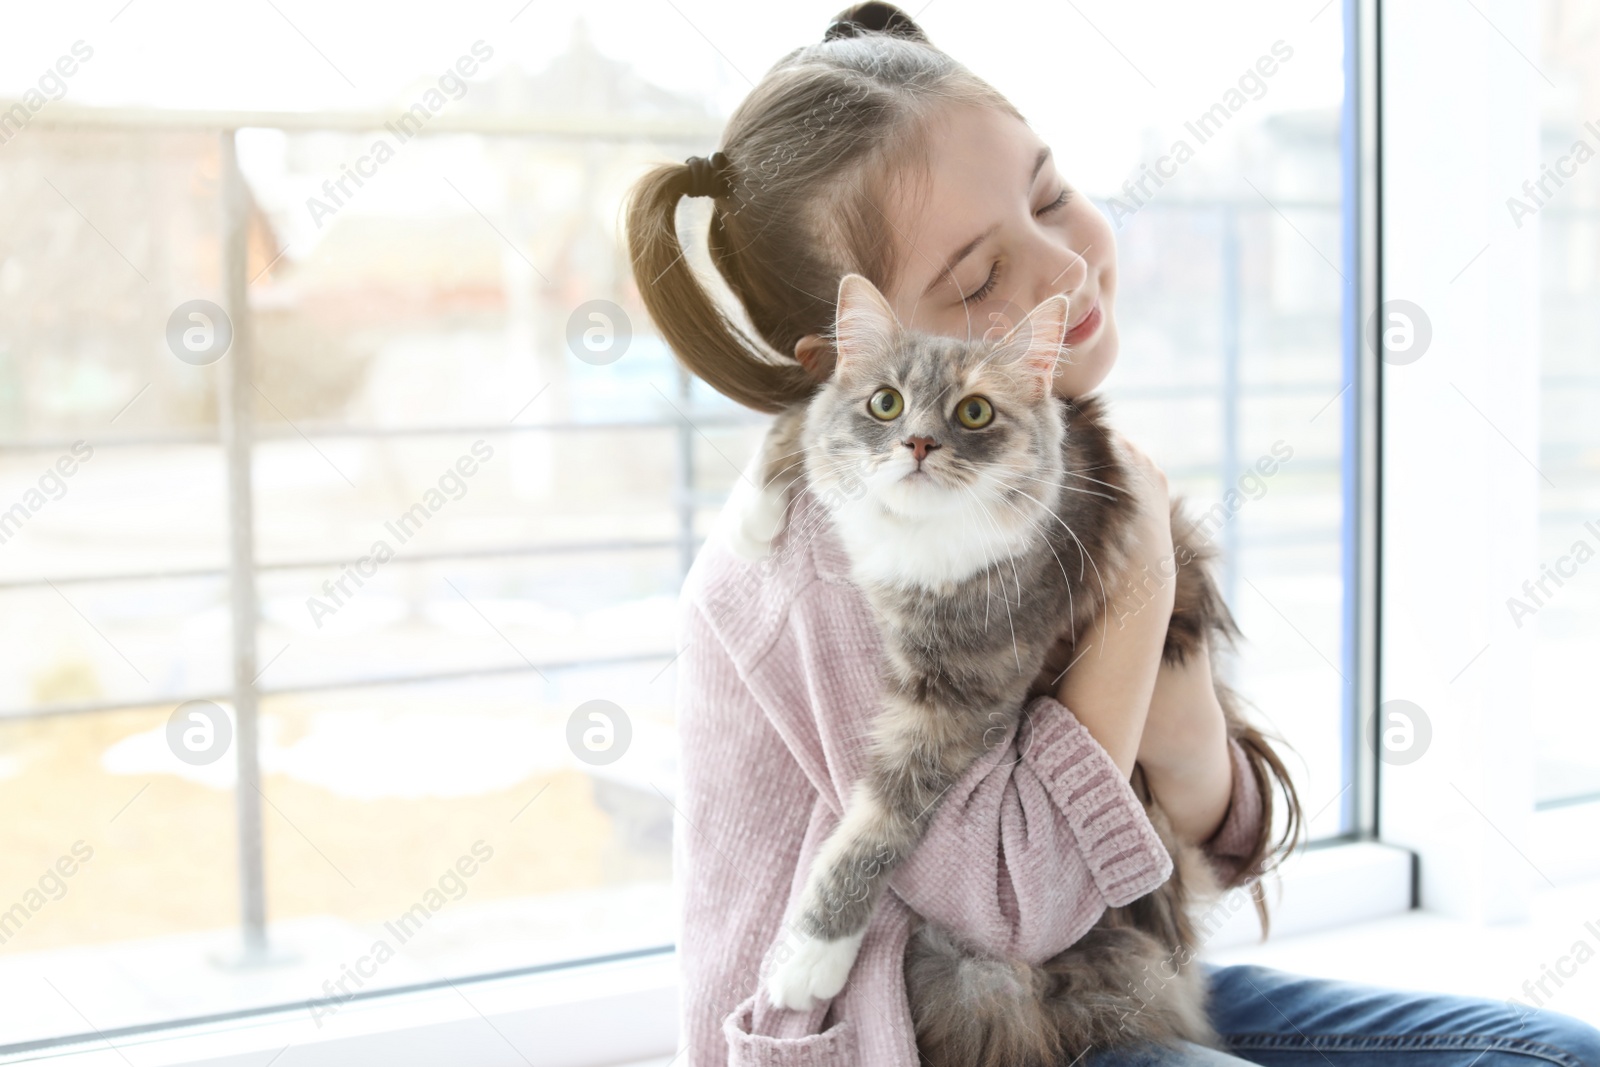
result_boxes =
[771,448,872,506]
[776,492,842,548]
[748,468,851,557]
[1057,466,1125,494]
[1005,469,1117,502]
[763,441,829,488]
[965,491,1025,673]
[965,502,1017,652]
[983,477,1080,646]
[992,477,1113,642]
[769,434,828,465]
[953,489,999,633]
[971,495,1023,612]
[1004,487,1080,627]
[961,490,1012,608]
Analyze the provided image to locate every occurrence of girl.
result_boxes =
[625,4,1600,1064]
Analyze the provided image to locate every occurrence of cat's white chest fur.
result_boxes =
[829,488,1040,593]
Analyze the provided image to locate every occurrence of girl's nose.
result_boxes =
[1043,244,1089,299]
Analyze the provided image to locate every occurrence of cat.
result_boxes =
[728,272,1256,1066]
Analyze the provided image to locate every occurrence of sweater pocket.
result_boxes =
[722,992,855,1067]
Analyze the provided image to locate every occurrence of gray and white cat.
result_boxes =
[726,273,1254,1066]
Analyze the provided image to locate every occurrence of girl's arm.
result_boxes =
[1057,429,1177,779]
[1139,644,1234,843]
[1071,431,1266,877]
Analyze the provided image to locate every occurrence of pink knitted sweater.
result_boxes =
[672,482,1265,1067]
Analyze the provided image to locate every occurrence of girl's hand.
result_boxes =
[1053,433,1177,778]
[1111,433,1178,622]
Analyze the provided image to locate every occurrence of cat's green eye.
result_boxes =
[955,395,994,429]
[868,387,904,420]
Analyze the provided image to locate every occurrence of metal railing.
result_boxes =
[6,106,726,962]
[3,105,1454,958]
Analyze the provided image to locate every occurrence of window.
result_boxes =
[1532,0,1600,809]
[0,1,1372,1060]
[1,11,708,1052]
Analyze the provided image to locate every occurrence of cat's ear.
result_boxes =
[831,273,900,377]
[995,293,1069,399]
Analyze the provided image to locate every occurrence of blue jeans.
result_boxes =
[1081,962,1600,1066]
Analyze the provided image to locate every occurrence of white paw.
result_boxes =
[711,439,794,562]
[727,493,784,560]
[764,929,866,1012]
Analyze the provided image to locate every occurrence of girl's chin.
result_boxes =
[1052,337,1115,397]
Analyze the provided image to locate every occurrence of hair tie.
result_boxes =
[684,151,731,199]
[824,2,920,41]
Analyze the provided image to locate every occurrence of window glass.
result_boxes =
[0,1,1355,1049]
[1532,0,1600,807]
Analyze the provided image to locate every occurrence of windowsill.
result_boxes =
[1206,871,1600,1027]
[0,950,679,1067]
[12,820,1591,1067]
[1,839,1413,1067]
[1531,794,1600,885]
[1206,801,1600,1027]
[0,881,676,1065]
[1195,839,1414,951]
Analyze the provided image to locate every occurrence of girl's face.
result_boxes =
[797,104,1118,399]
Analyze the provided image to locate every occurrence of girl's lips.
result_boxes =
[1064,299,1102,346]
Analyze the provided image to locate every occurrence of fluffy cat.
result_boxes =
[727,272,1258,1066]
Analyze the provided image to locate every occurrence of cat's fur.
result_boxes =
[732,273,1249,1066]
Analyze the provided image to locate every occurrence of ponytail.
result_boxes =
[625,164,817,415]
[624,2,1020,415]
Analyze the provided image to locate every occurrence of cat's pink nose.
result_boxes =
[905,436,940,463]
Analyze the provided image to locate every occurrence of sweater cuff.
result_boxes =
[1199,735,1265,886]
[1022,695,1173,906]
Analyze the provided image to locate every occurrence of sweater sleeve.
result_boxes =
[1196,735,1267,888]
[769,582,1175,968]
[884,694,1174,965]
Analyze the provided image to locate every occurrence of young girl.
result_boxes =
[625,4,1600,1064]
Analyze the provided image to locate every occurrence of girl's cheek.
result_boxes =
[1052,342,1115,399]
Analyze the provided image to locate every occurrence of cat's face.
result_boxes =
[803,274,1069,524]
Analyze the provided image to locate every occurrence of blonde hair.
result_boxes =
[624,2,1022,414]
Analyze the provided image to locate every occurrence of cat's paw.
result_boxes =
[727,488,784,560]
[764,929,867,1012]
[716,443,789,561]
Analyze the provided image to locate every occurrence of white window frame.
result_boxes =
[1378,0,1570,923]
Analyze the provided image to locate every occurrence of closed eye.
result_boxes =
[962,263,999,304]
[960,188,1073,306]
[1039,188,1071,215]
